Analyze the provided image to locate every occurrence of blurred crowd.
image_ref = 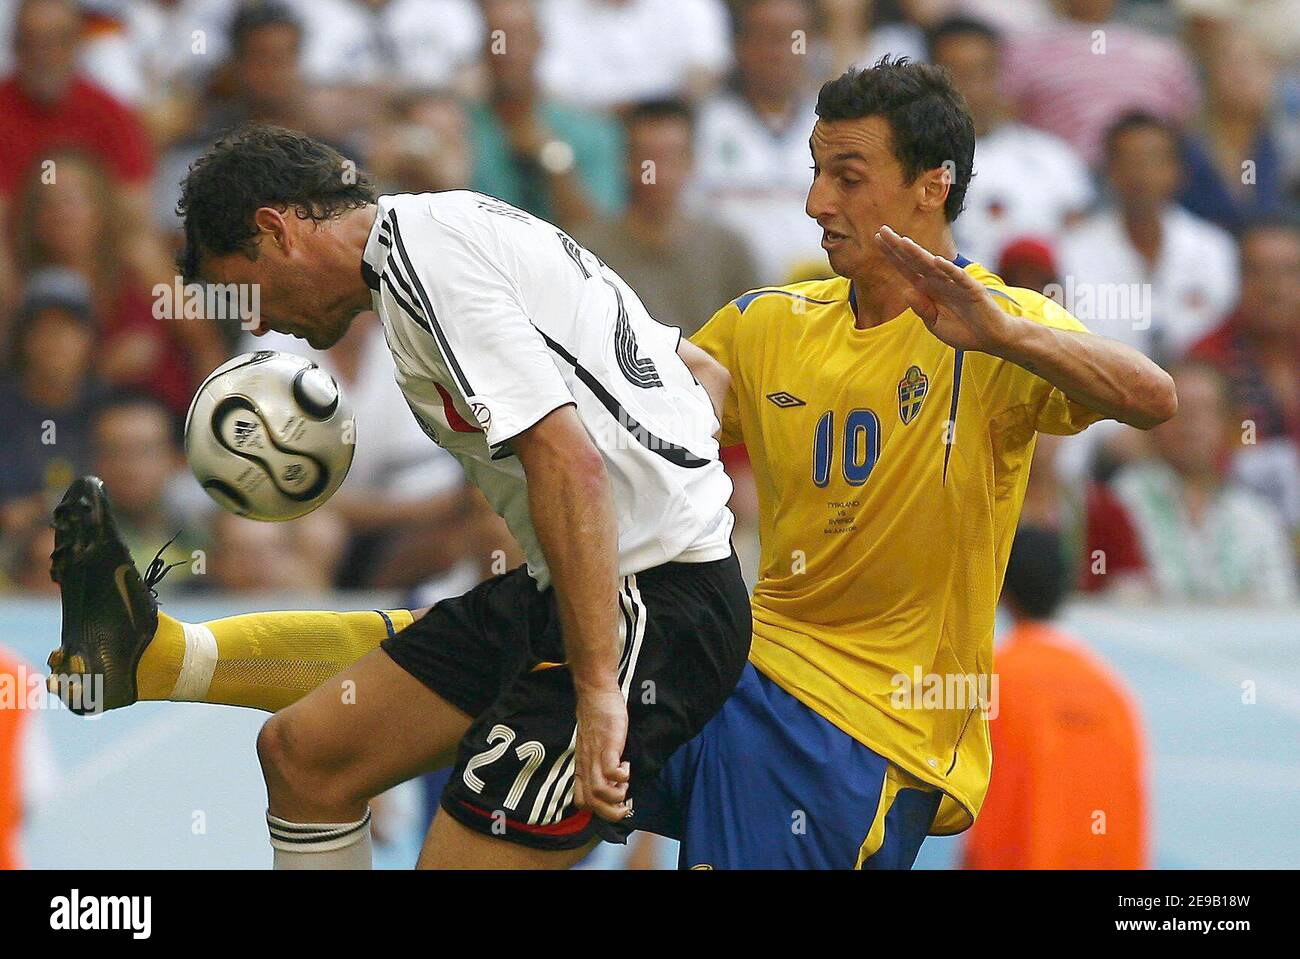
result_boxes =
[0,0,1297,607]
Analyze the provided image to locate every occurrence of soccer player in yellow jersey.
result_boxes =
[646,58,1173,868]
[46,59,1174,869]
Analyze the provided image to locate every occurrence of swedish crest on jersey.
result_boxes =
[897,365,928,424]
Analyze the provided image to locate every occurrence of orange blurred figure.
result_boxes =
[964,526,1149,870]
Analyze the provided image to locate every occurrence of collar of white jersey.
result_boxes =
[360,196,401,293]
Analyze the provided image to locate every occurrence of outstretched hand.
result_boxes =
[874,225,1019,355]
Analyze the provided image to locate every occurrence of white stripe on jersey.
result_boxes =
[361,191,734,587]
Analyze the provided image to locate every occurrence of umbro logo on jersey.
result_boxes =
[766,391,806,408]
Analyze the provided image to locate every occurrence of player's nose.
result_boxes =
[806,180,833,221]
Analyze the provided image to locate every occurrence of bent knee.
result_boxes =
[257,712,360,810]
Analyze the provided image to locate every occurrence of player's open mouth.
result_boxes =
[822,230,849,249]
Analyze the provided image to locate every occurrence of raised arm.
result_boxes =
[993,323,1177,429]
[510,404,630,824]
[875,226,1178,429]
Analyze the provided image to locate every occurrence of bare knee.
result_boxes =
[257,711,365,818]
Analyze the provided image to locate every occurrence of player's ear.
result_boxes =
[252,206,290,253]
[917,165,951,216]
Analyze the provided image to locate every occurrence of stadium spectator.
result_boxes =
[571,99,760,338]
[1076,478,1155,598]
[1097,361,1297,603]
[11,150,212,415]
[0,269,99,516]
[398,484,527,607]
[1176,0,1300,65]
[1,512,57,595]
[0,0,154,199]
[928,15,1094,270]
[1056,112,1238,361]
[282,0,483,92]
[963,526,1148,870]
[468,0,625,227]
[0,644,56,868]
[693,0,825,282]
[75,0,240,159]
[1188,217,1300,536]
[1178,27,1294,233]
[185,511,344,593]
[536,0,731,109]
[89,390,206,582]
[827,0,951,74]
[0,0,173,320]
[957,0,1056,33]
[204,1,322,136]
[366,87,473,195]
[74,0,238,113]
[1000,0,1200,167]
[995,236,1059,295]
[152,1,338,240]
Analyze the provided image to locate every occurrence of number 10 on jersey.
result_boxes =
[812,409,881,488]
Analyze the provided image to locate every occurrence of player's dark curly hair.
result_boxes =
[176,125,375,281]
[815,56,976,222]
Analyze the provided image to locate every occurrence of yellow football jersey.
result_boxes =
[691,260,1102,833]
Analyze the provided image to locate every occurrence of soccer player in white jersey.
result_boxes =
[49,125,750,869]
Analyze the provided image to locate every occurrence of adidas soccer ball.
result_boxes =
[184,350,356,521]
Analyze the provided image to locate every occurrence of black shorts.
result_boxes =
[381,551,751,850]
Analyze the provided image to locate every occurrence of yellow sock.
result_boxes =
[136,608,414,711]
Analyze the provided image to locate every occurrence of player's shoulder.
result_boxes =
[964,260,1086,333]
[727,276,850,320]
[374,191,438,234]
[383,190,531,228]
[693,278,845,354]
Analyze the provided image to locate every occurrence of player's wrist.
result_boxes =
[983,312,1039,363]
[573,673,622,698]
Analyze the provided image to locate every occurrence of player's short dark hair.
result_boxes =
[624,98,695,132]
[1002,526,1069,620]
[1102,110,1180,163]
[230,0,302,54]
[176,124,375,282]
[927,14,1001,57]
[815,57,976,222]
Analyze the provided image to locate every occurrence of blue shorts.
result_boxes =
[637,663,942,869]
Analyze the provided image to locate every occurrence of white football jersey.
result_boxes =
[361,191,735,587]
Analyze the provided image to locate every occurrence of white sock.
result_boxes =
[267,808,373,870]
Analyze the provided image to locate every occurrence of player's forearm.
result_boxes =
[997,320,1178,429]
[524,444,622,693]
